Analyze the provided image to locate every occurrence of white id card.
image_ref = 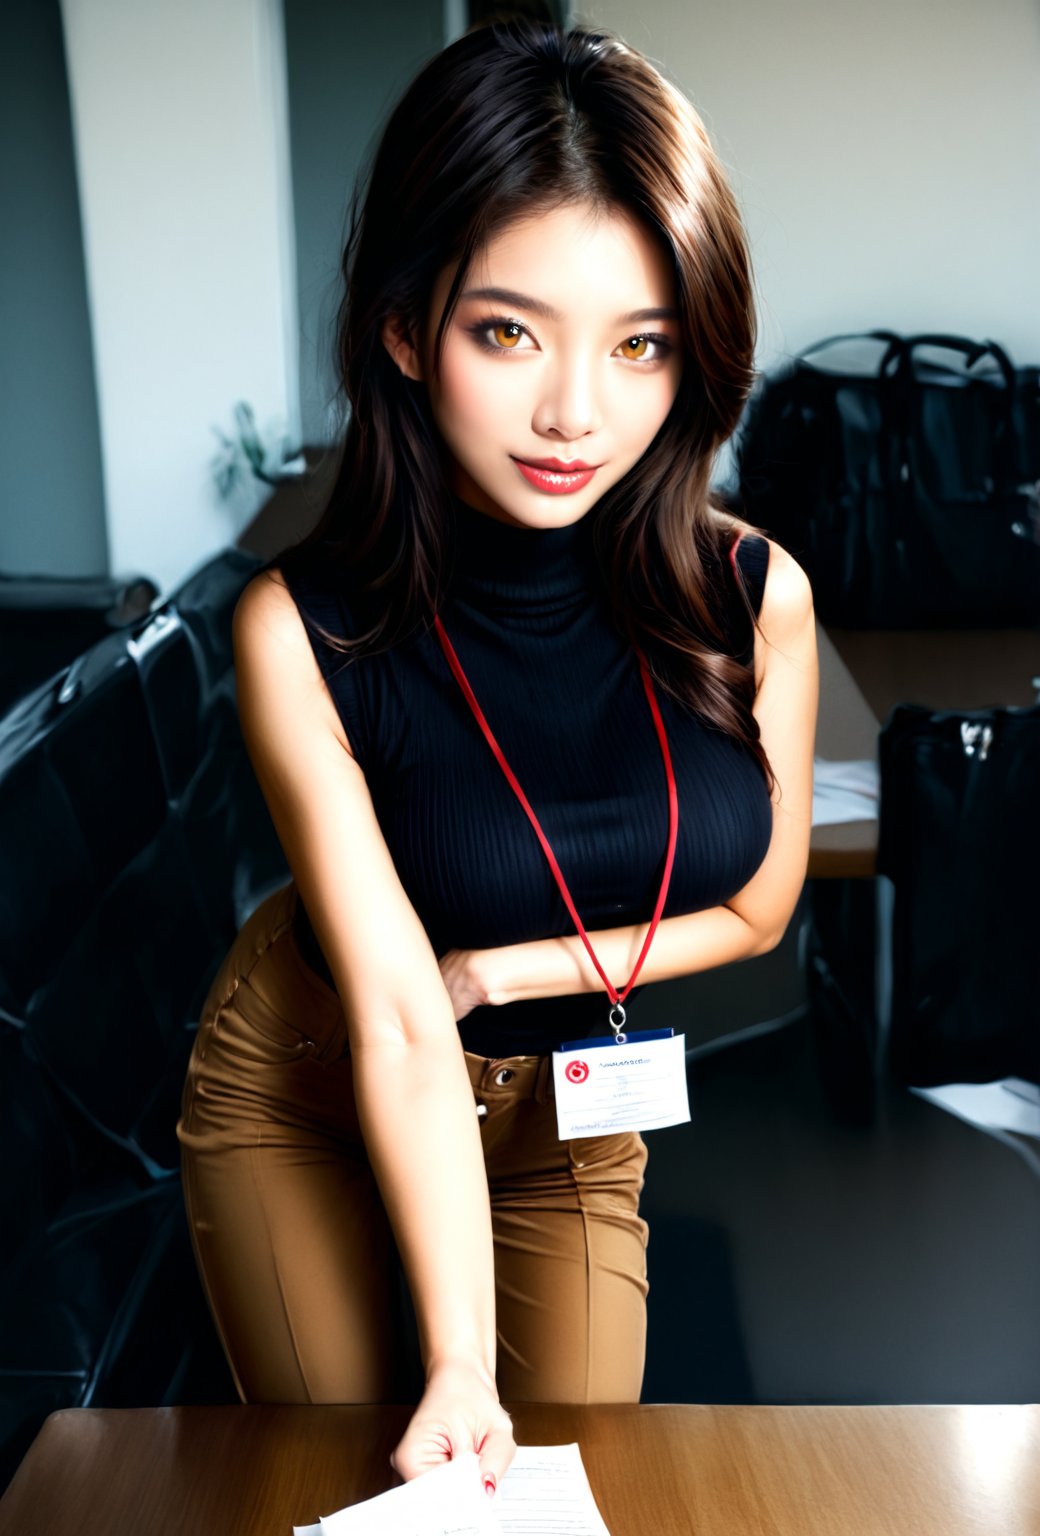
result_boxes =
[552,1031,691,1139]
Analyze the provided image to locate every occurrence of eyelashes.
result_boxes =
[464,316,674,363]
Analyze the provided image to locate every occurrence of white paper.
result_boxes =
[492,1444,611,1535]
[552,1032,691,1138]
[293,1454,494,1536]
[911,1078,1040,1140]
[293,1443,611,1536]
[811,755,879,826]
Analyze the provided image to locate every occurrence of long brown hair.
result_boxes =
[271,17,776,794]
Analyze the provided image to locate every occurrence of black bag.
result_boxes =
[876,699,1040,1087]
[735,330,1040,627]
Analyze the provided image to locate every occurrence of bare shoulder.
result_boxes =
[233,564,302,651]
[757,539,814,642]
[717,516,813,644]
[750,540,816,699]
[232,563,355,758]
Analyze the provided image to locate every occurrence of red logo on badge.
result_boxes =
[565,1059,589,1084]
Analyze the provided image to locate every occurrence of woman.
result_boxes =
[177,17,817,1498]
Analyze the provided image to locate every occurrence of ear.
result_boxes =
[381,314,425,382]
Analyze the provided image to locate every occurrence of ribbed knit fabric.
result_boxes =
[281,495,773,1056]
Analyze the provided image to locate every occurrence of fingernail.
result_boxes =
[484,1475,496,1498]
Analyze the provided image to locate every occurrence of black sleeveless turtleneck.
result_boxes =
[279,496,772,1056]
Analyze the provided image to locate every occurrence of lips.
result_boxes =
[511,457,600,495]
[514,456,598,471]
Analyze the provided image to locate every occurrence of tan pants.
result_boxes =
[176,880,650,1405]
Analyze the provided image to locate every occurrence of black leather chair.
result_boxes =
[0,546,288,1489]
[0,570,159,718]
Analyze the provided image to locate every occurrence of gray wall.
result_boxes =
[0,0,106,577]
[284,0,445,447]
[584,0,1040,369]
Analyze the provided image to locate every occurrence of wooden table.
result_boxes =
[2,1403,1038,1536]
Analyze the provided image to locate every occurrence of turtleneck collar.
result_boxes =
[447,491,601,613]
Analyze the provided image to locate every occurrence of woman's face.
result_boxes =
[385,201,685,530]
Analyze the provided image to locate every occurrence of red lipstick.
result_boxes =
[511,456,600,495]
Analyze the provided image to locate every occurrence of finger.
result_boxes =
[477,1424,517,1494]
[393,1445,450,1482]
[391,1430,452,1483]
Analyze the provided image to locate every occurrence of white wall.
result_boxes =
[577,0,1040,373]
[60,0,299,598]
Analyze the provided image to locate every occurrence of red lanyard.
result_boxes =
[431,613,678,1038]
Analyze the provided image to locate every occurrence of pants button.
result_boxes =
[494,1068,514,1085]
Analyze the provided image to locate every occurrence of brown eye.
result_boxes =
[618,335,650,360]
[492,321,523,348]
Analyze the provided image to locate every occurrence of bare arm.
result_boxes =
[475,906,769,1008]
[718,540,818,941]
[466,540,818,1008]
[232,568,514,1484]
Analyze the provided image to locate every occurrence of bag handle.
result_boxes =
[881,335,1022,518]
[797,330,904,374]
[883,333,1017,393]
[797,331,1019,393]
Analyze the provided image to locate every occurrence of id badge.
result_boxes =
[552,1029,691,1140]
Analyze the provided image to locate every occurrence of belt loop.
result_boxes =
[534,1054,553,1105]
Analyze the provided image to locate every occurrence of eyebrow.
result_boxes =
[458,286,680,326]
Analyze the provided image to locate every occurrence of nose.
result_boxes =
[531,352,602,444]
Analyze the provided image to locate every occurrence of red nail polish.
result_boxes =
[484,1475,496,1498]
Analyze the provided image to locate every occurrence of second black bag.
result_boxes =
[876,698,1040,1088]
[735,330,1040,627]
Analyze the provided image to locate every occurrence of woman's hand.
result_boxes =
[390,1359,516,1493]
[437,948,492,1022]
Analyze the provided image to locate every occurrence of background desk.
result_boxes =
[809,623,1038,879]
[829,628,1039,716]
[1,1403,1038,1536]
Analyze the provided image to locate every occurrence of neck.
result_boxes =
[447,492,601,613]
